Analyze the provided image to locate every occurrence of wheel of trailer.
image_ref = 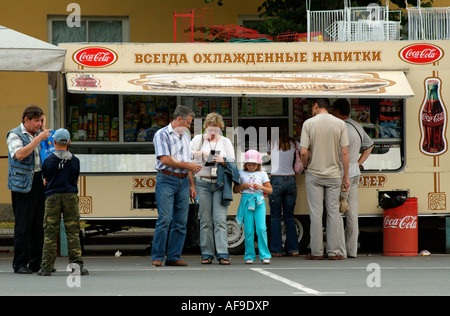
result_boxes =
[227,217,245,255]
[280,217,306,252]
[295,216,310,253]
[275,216,309,254]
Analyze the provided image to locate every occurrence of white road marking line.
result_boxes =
[251,268,346,296]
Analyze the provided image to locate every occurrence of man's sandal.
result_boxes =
[201,258,212,264]
[218,258,231,265]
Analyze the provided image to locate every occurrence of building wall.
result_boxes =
[0,0,263,206]
[1,0,447,207]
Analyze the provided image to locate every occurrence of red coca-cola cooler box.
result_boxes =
[382,195,418,256]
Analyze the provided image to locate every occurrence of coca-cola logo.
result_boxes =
[422,112,445,126]
[399,44,444,64]
[73,47,118,68]
[384,215,418,229]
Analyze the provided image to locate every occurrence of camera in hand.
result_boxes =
[205,150,220,166]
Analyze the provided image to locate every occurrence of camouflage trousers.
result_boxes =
[41,193,83,272]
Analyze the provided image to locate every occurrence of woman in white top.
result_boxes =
[267,130,300,256]
[190,113,235,265]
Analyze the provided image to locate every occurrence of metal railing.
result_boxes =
[306,2,401,42]
[407,6,450,40]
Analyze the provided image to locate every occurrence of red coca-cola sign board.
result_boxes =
[399,44,444,64]
[73,47,118,68]
[383,215,417,229]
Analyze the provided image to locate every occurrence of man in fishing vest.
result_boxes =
[7,105,53,274]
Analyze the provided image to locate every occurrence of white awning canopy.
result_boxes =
[0,25,66,72]
[65,71,414,98]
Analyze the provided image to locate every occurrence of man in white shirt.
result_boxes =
[332,99,374,258]
[300,99,350,260]
[7,105,52,273]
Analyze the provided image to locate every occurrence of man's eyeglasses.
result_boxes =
[182,118,192,126]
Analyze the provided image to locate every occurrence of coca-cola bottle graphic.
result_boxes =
[420,78,447,155]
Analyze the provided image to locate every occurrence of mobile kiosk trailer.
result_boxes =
[59,40,449,254]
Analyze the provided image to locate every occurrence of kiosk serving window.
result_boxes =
[64,92,404,173]
[123,95,177,142]
[66,93,119,142]
[181,96,233,131]
[238,97,289,130]
[292,97,404,172]
[351,98,404,171]
[65,94,177,143]
[237,97,289,169]
[65,93,176,173]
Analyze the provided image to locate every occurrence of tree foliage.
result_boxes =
[206,0,434,36]
[255,1,378,35]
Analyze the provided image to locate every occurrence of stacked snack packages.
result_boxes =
[239,98,257,117]
[69,94,118,142]
[194,99,231,117]
[123,95,175,142]
[68,94,177,142]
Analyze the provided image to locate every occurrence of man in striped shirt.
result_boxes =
[151,105,202,267]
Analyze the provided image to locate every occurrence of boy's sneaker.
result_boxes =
[71,266,89,275]
[37,269,51,276]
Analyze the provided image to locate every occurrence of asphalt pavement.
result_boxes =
[2,228,450,302]
[2,245,450,298]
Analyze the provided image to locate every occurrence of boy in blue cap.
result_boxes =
[38,128,88,276]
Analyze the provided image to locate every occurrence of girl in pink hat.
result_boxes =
[233,150,272,264]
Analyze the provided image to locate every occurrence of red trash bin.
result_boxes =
[383,197,418,256]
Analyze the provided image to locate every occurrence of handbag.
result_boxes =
[184,198,200,249]
[339,190,349,214]
[293,142,303,174]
